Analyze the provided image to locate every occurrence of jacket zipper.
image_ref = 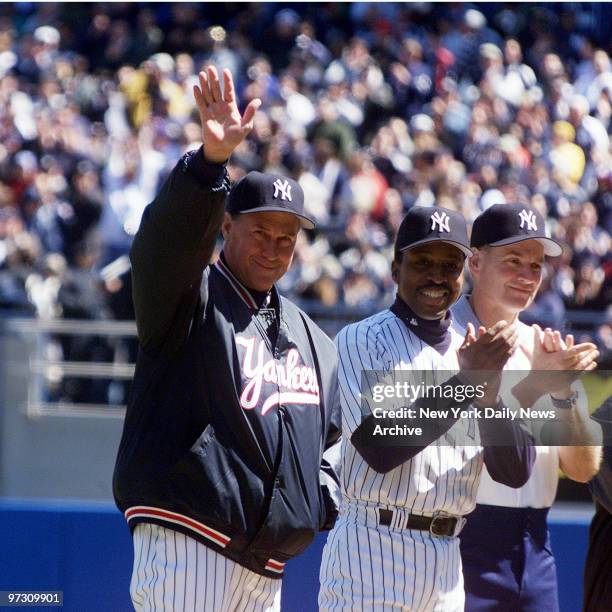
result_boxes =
[246,316,285,541]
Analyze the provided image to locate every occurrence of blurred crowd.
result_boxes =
[0,2,610,381]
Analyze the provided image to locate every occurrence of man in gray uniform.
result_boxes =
[453,203,601,612]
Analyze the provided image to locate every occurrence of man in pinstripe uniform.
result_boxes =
[318,206,535,611]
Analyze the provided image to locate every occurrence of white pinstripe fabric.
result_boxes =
[319,515,464,611]
[335,310,482,516]
[319,309,484,611]
[130,524,281,612]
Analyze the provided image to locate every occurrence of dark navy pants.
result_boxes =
[460,504,559,612]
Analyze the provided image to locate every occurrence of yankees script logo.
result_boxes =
[236,336,320,415]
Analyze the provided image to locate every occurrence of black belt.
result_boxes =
[378,508,465,537]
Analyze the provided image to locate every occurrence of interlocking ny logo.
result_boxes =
[519,209,537,231]
[430,211,450,232]
[273,179,292,201]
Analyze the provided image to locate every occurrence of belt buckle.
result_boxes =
[429,512,466,537]
[454,516,467,536]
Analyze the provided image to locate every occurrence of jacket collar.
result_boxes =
[214,252,278,312]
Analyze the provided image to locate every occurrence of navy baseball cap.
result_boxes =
[395,206,472,257]
[471,203,562,256]
[226,171,315,229]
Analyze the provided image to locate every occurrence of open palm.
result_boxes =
[531,324,599,372]
[193,66,261,163]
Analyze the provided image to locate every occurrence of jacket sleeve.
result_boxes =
[130,147,230,356]
[479,415,536,488]
[319,378,342,530]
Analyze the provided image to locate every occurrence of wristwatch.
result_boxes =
[550,390,578,410]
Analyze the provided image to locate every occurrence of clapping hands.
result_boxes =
[527,324,599,399]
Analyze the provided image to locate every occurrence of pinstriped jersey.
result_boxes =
[335,308,483,516]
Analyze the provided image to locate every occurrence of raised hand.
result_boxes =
[193,66,262,163]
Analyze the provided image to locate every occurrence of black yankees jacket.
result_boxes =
[113,149,341,578]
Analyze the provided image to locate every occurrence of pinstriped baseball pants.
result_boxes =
[319,515,464,611]
[130,523,281,612]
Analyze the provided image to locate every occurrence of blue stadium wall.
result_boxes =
[0,499,590,612]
